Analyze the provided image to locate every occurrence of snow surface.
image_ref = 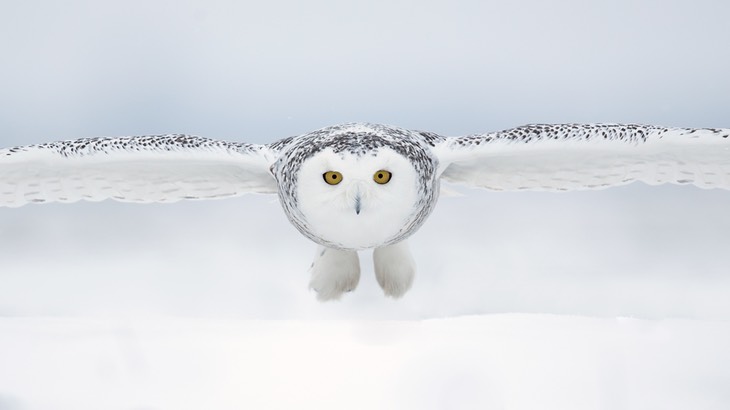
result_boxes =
[1,315,729,410]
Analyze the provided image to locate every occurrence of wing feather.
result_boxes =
[433,124,730,191]
[0,134,279,207]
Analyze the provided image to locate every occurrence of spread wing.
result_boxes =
[432,124,730,191]
[0,134,280,207]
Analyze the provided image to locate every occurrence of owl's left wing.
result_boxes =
[431,124,730,191]
[0,134,279,207]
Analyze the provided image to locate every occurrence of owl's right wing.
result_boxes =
[0,134,281,207]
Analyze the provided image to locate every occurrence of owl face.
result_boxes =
[272,125,440,250]
[292,146,424,249]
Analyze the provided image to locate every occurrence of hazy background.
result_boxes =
[1,0,729,320]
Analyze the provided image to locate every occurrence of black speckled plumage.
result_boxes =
[450,123,729,148]
[5,134,265,158]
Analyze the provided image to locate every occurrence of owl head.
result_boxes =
[271,124,440,250]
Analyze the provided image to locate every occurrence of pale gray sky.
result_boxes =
[1,0,729,145]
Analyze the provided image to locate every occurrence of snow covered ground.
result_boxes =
[1,315,729,410]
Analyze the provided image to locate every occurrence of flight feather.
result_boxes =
[433,124,730,191]
[0,134,278,207]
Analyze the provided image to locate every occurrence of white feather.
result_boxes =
[0,134,278,207]
[309,246,361,301]
[373,240,416,299]
[433,124,730,191]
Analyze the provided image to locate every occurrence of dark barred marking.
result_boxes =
[3,134,266,159]
[451,123,729,148]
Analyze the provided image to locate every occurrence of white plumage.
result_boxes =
[0,134,277,206]
[2,123,729,300]
[436,124,730,191]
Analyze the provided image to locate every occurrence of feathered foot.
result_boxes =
[373,240,416,298]
[308,246,360,301]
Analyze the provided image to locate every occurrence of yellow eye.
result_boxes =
[323,171,343,185]
[373,170,392,184]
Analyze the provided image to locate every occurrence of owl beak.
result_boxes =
[348,182,364,215]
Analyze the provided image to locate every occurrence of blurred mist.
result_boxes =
[0,0,729,320]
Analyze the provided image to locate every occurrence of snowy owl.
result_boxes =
[2,123,729,300]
